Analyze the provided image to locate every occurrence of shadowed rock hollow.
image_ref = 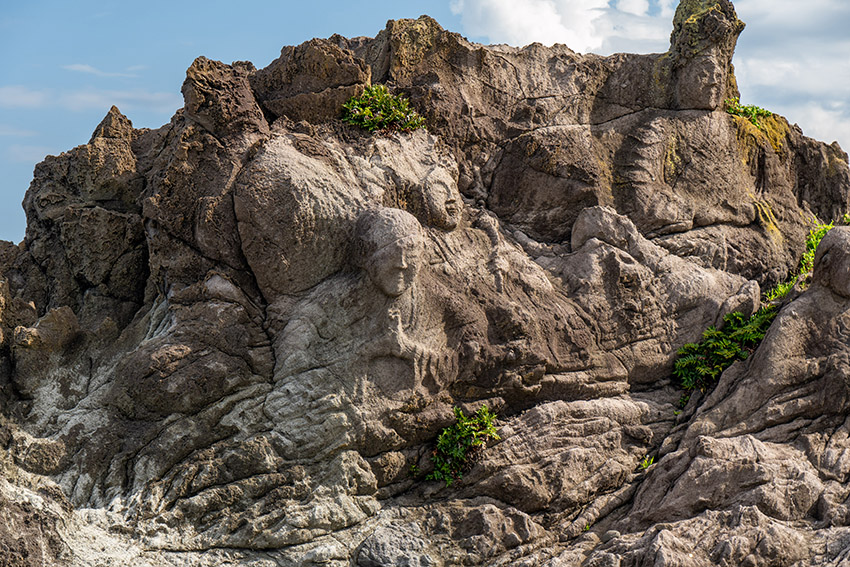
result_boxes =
[2,0,850,565]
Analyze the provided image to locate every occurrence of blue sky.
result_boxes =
[1,0,848,243]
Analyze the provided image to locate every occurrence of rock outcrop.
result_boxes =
[2,0,850,565]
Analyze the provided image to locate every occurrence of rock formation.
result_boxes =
[2,0,850,565]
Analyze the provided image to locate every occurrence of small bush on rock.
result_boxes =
[428,406,500,487]
[725,97,772,128]
[341,84,425,133]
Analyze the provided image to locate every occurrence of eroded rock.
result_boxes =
[1,1,850,565]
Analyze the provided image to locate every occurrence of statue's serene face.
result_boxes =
[367,234,423,296]
[423,169,461,231]
[678,53,725,109]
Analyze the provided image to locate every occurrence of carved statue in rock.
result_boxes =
[355,207,425,297]
[270,207,451,460]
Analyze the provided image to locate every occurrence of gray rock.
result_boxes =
[0,1,849,566]
[813,226,850,296]
[251,38,370,122]
[357,524,436,567]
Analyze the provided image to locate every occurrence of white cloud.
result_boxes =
[776,101,850,147]
[1,85,181,115]
[8,144,57,163]
[658,0,677,18]
[595,8,670,54]
[735,0,850,28]
[735,53,850,101]
[450,0,675,53]
[450,0,673,54]
[451,0,610,52]
[616,0,649,17]
[0,85,50,108]
[63,64,137,78]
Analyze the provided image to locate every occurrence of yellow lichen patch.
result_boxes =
[389,17,441,74]
[523,136,541,159]
[753,198,784,246]
[652,53,671,82]
[664,135,683,185]
[733,116,759,168]
[672,0,744,56]
[683,2,722,25]
[826,146,848,178]
[759,115,790,154]
[651,53,674,99]
[731,113,790,162]
[542,146,565,176]
[673,0,723,51]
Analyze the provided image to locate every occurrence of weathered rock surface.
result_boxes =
[1,0,850,565]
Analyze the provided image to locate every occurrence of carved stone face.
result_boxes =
[422,168,461,231]
[367,234,423,296]
[355,207,425,297]
[677,54,724,110]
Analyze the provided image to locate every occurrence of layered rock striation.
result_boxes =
[2,0,850,565]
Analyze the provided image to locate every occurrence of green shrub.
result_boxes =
[674,306,778,392]
[800,221,834,274]
[725,97,772,128]
[678,217,840,393]
[761,219,836,301]
[427,406,500,487]
[341,84,425,133]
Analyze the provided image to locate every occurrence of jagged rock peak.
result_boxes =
[89,105,134,143]
[671,0,745,52]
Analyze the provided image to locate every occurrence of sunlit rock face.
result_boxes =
[2,1,850,565]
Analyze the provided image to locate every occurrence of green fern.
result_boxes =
[674,306,777,392]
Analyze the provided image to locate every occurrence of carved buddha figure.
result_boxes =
[354,207,425,297]
[420,167,461,231]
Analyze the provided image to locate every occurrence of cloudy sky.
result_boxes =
[1,0,847,243]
